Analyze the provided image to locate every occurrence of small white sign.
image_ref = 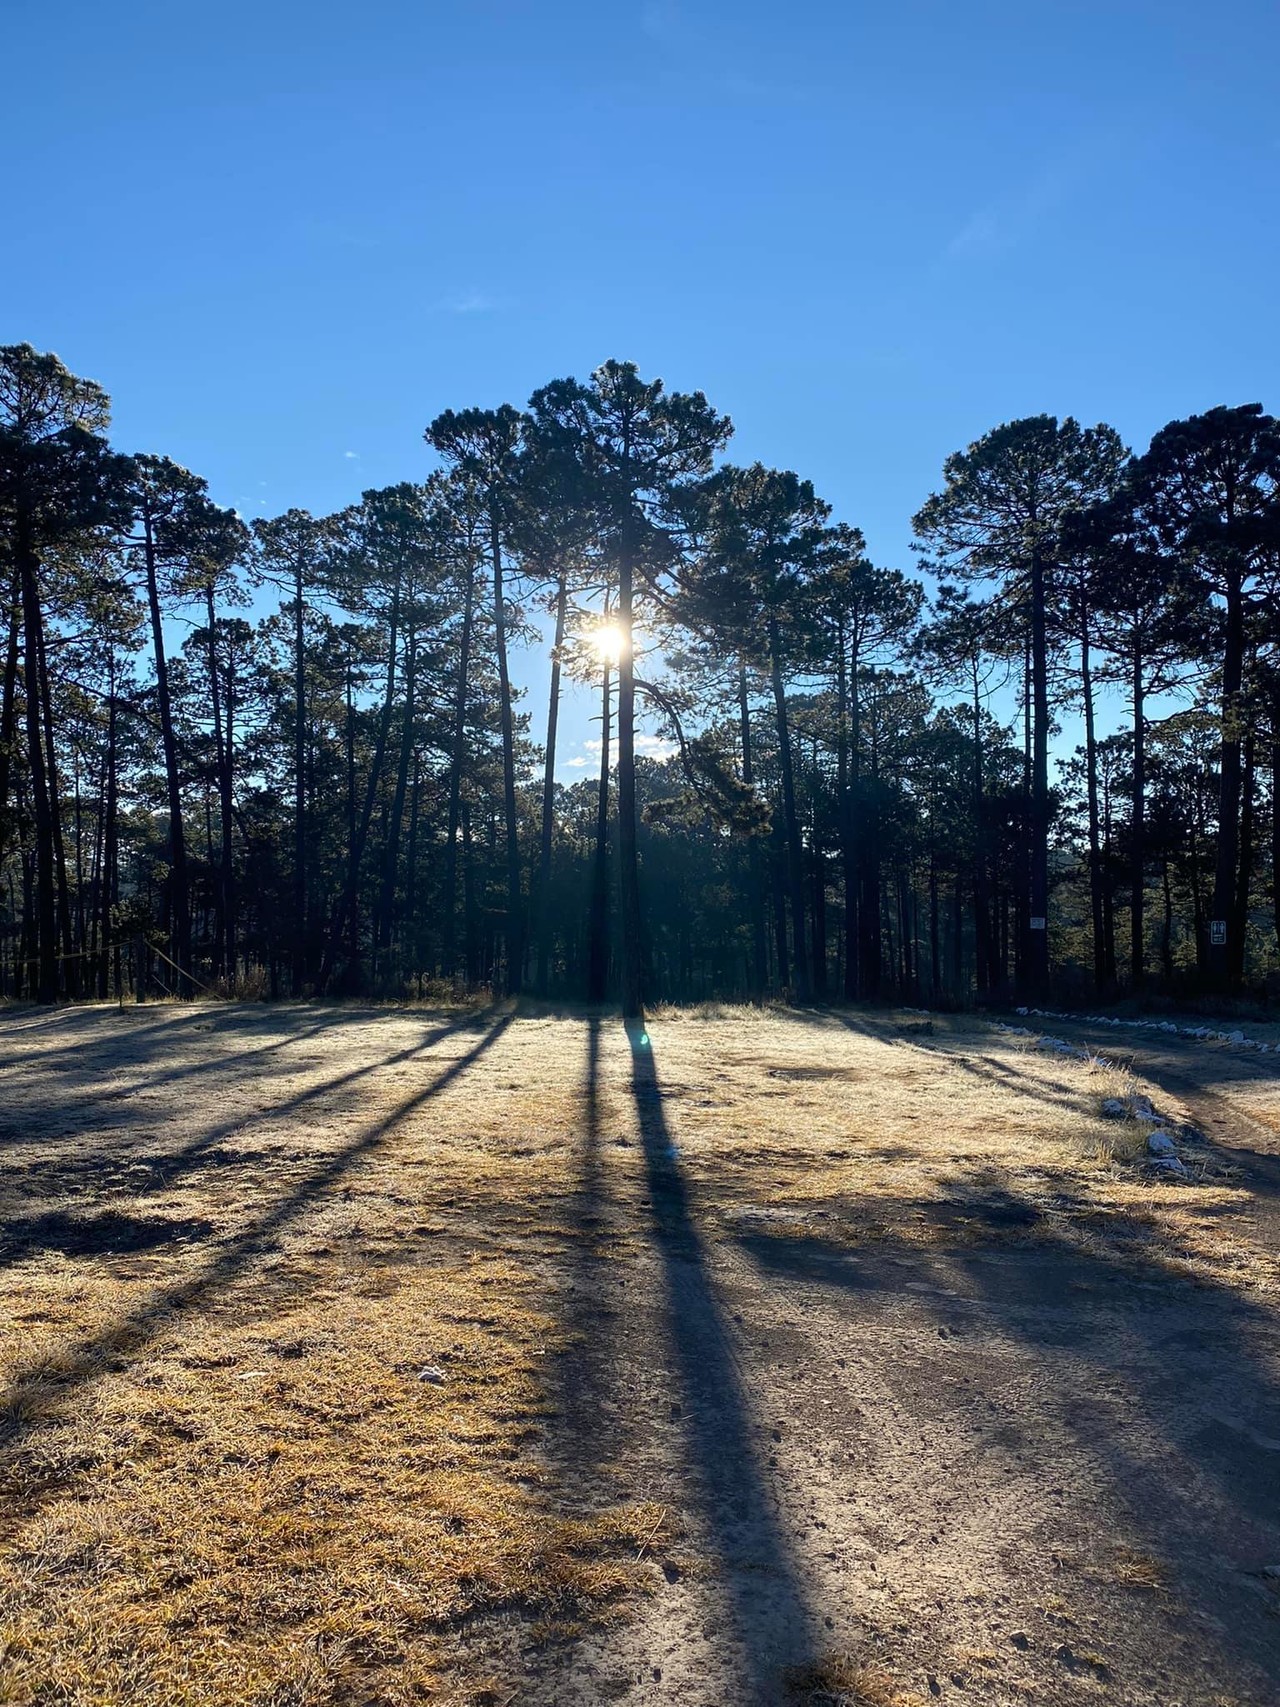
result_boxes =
[1030,916,1046,931]
[1210,919,1227,946]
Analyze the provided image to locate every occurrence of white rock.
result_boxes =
[1147,1131,1178,1157]
[1101,1098,1127,1119]
[1151,1155,1187,1177]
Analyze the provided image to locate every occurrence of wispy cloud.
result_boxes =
[639,0,808,102]
[565,755,589,769]
[343,450,360,460]
[640,1,686,47]
[583,732,676,759]
[430,289,502,316]
[944,139,1119,263]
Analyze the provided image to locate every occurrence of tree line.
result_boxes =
[2,342,1278,1013]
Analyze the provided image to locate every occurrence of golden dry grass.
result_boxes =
[784,1652,930,1706]
[626,1006,1277,1290]
[0,1000,1273,1705]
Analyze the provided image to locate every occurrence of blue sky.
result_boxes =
[5,0,1279,771]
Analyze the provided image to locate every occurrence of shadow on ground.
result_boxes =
[0,1007,513,1464]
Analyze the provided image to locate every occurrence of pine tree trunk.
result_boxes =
[739,658,768,1002]
[490,509,523,995]
[443,556,475,981]
[73,750,86,960]
[35,622,73,982]
[1028,549,1051,997]
[0,572,21,860]
[617,489,644,1018]
[1081,619,1106,992]
[836,627,857,1002]
[587,662,612,1002]
[292,550,308,991]
[461,799,479,986]
[1209,571,1245,988]
[770,815,790,990]
[405,752,421,963]
[379,615,418,957]
[142,511,192,996]
[858,673,882,1000]
[104,684,120,999]
[1130,646,1146,989]
[205,584,236,982]
[321,575,401,990]
[17,529,58,1002]
[970,664,991,995]
[810,844,827,999]
[535,571,568,993]
[768,611,810,1001]
[1231,729,1256,984]
[1161,856,1174,984]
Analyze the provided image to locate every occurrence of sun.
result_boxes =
[590,624,625,667]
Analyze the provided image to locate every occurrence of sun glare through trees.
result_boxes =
[1,346,1277,1013]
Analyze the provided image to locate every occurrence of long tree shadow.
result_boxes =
[624,1018,821,1702]
[0,1009,515,1482]
[787,1005,1146,1124]
[733,1175,1280,1695]
[544,1016,622,1483]
[0,1006,499,1235]
[943,1048,1103,1116]
[0,1003,429,1113]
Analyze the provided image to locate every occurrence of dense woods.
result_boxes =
[2,343,1278,1012]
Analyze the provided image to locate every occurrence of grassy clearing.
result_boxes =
[637,1006,1275,1289]
[0,1001,1273,1704]
[0,1006,660,1706]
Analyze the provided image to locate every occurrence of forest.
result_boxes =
[2,342,1277,1014]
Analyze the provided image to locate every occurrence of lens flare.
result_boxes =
[591,624,625,667]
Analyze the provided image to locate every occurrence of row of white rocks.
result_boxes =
[1015,1006,1275,1054]
[1000,1024,1207,1178]
[908,1006,1207,1177]
[994,1022,1111,1067]
[1098,1091,1204,1179]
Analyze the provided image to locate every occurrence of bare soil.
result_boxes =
[2,1002,1278,1706]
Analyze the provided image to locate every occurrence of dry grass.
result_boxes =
[627,1006,1277,1290]
[785,1653,929,1706]
[0,999,1273,1704]
[0,1006,660,1705]
[1105,1547,1171,1592]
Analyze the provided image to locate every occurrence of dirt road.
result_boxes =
[524,1012,1280,1706]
